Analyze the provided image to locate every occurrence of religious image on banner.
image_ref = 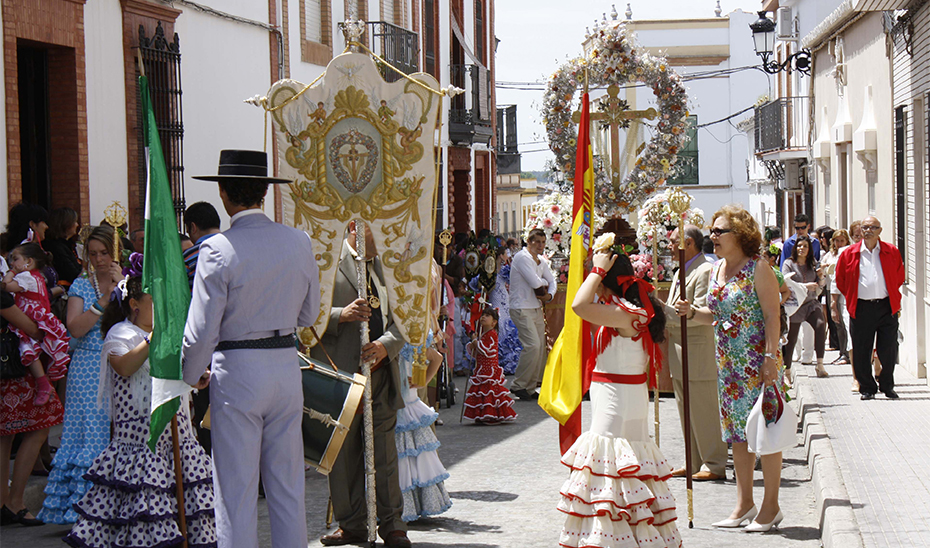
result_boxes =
[267,52,441,347]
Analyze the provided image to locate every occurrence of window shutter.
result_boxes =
[306,0,323,43]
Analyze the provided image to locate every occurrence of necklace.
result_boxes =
[89,266,102,300]
[366,265,381,309]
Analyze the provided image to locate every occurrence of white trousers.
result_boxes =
[511,307,546,392]
[210,347,307,548]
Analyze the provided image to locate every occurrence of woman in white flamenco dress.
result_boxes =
[559,249,682,548]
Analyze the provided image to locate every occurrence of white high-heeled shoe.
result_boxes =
[744,510,784,532]
[711,506,757,528]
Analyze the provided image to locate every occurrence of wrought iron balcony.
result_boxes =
[366,21,418,83]
[450,63,494,145]
[754,96,810,156]
[497,105,520,174]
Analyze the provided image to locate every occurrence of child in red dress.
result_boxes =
[3,243,70,405]
[463,308,517,424]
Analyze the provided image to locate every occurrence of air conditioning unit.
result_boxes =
[777,7,797,40]
[783,160,803,190]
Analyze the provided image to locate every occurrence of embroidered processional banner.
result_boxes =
[268,52,441,346]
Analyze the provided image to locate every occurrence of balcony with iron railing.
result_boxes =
[754,96,810,158]
[366,21,418,83]
[450,64,494,145]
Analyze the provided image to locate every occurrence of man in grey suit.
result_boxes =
[312,221,411,548]
[664,225,727,481]
[182,150,321,548]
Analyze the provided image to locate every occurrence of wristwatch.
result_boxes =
[764,352,777,360]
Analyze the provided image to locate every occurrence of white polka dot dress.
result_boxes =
[64,320,216,548]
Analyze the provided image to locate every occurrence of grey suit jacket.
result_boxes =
[309,241,406,411]
[664,253,718,382]
[182,211,321,384]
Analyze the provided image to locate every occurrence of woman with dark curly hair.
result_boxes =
[676,204,786,532]
[558,245,679,548]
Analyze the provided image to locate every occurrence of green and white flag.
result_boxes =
[140,75,192,451]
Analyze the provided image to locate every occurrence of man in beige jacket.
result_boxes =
[664,225,727,481]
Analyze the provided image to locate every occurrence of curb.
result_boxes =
[795,367,865,548]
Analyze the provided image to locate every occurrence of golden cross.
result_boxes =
[572,85,658,184]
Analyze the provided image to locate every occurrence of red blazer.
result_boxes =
[834,240,905,318]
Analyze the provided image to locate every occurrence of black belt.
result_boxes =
[215,333,296,351]
[858,297,889,303]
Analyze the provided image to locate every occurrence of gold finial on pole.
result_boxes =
[104,201,128,261]
[439,230,452,266]
[666,184,696,528]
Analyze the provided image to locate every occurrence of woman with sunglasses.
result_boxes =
[676,205,785,532]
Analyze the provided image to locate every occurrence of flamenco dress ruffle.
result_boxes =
[462,332,516,424]
[64,406,216,548]
[558,433,681,548]
[396,339,452,522]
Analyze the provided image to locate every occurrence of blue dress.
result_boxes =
[38,275,112,524]
[489,264,523,375]
[395,336,452,521]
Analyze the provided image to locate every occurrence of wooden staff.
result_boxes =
[170,415,189,547]
[354,220,378,548]
[668,187,695,529]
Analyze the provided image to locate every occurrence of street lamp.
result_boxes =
[749,11,811,75]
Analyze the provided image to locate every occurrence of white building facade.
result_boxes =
[3,0,497,237]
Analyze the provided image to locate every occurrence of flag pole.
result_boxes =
[354,220,378,548]
[668,186,695,528]
[171,415,189,547]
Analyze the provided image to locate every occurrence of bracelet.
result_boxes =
[89,303,104,316]
[590,266,607,278]
[764,352,777,360]
[142,334,151,345]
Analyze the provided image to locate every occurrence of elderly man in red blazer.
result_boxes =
[834,216,905,400]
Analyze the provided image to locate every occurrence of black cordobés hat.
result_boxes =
[193,150,292,184]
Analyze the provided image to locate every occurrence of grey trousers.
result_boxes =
[511,307,547,393]
[210,347,307,548]
[328,366,406,538]
[672,377,728,477]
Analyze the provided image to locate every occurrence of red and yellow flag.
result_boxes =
[538,93,595,455]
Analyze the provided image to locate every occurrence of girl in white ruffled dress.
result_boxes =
[64,260,216,548]
[559,249,681,548]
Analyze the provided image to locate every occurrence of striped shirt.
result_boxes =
[182,233,219,289]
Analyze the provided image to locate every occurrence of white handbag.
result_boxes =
[745,386,797,455]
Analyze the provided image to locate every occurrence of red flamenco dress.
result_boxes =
[10,270,69,380]
[558,294,681,548]
[462,330,517,424]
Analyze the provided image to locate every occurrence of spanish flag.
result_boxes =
[538,92,595,455]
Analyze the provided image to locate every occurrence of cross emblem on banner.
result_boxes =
[573,84,658,185]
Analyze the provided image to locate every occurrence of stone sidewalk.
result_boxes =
[3,376,821,547]
[797,352,930,548]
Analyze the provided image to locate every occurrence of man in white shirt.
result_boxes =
[834,216,905,400]
[509,229,556,400]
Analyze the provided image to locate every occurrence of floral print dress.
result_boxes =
[707,257,784,443]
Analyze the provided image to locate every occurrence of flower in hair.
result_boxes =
[111,276,130,303]
[123,252,144,278]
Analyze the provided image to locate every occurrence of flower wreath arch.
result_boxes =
[542,20,691,217]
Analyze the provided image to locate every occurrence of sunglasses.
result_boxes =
[794,225,808,230]
[861,225,881,231]
[709,228,732,236]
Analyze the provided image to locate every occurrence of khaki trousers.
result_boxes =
[510,307,547,393]
[672,377,728,476]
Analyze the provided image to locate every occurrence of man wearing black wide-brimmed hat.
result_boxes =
[182,150,321,548]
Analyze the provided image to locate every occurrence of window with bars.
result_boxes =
[137,22,185,231]
[475,0,485,65]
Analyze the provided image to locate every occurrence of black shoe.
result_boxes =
[3,507,43,527]
[510,388,532,400]
[883,389,900,399]
[0,506,16,526]
[860,393,875,400]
